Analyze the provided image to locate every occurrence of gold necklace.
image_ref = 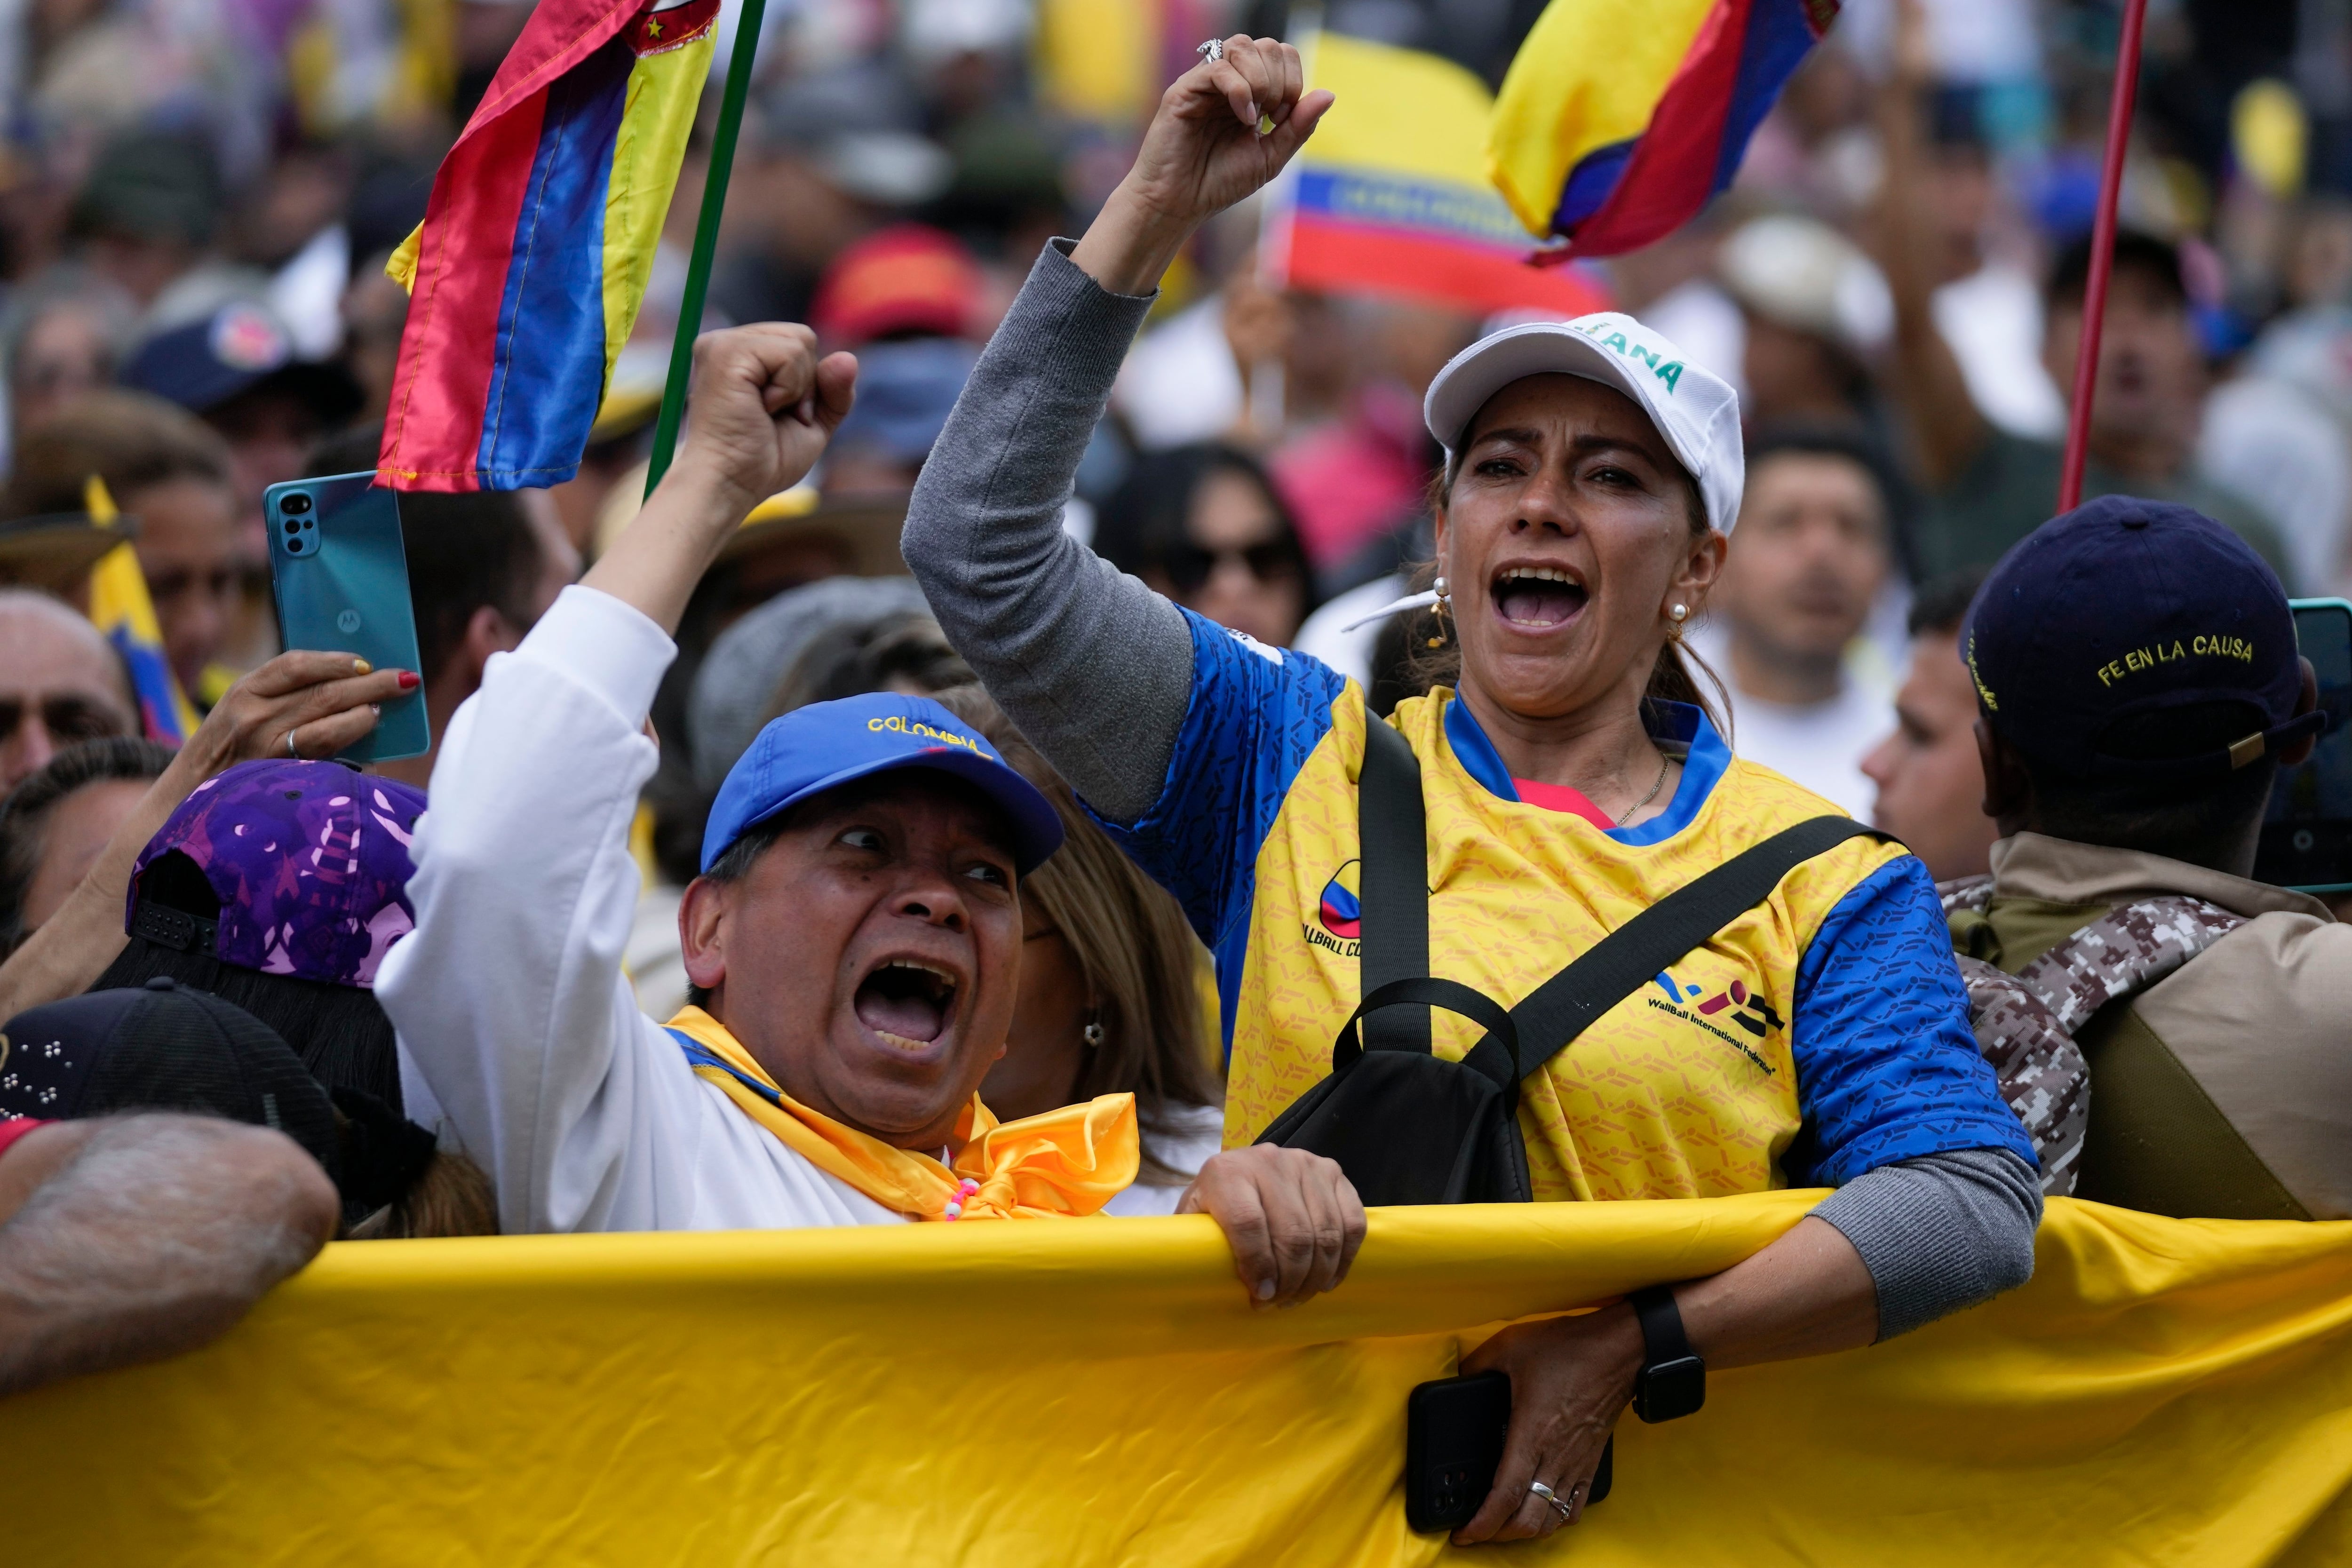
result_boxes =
[1614,753,1671,827]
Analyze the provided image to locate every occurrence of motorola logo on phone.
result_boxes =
[337,609,362,634]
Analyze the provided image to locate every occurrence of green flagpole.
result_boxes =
[644,0,768,498]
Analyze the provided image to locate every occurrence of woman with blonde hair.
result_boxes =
[904,35,2039,1545]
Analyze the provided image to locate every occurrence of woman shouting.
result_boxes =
[903,35,2039,1546]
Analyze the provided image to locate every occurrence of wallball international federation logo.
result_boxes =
[1648,968,1781,1075]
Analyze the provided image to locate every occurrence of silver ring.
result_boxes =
[1197,36,1224,62]
[1528,1480,1573,1518]
[286,725,300,759]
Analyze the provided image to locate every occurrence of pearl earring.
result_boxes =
[1669,603,1688,622]
[1433,575,1449,601]
[1429,576,1452,648]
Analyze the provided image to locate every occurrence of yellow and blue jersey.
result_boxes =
[1102,612,2033,1202]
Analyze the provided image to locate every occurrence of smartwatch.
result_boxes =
[1628,1284,1706,1423]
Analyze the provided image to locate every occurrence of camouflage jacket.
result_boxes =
[1941,876,2240,1196]
[1945,833,2352,1220]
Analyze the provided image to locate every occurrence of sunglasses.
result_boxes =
[1157,540,1303,595]
[0,695,131,748]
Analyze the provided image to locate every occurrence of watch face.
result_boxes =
[1635,1355,1707,1423]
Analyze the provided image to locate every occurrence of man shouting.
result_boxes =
[380,325,1363,1307]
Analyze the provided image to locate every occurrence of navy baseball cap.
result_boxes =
[119,302,363,420]
[1963,496,2326,779]
[0,978,340,1186]
[700,693,1064,874]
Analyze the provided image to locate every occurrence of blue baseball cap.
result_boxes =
[826,338,977,465]
[700,693,1064,874]
[1963,496,2326,779]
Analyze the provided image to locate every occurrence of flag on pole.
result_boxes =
[1263,31,1611,317]
[377,0,718,493]
[83,477,198,745]
[1488,0,1841,257]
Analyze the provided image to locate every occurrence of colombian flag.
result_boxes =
[1489,0,1841,257]
[84,478,197,745]
[1265,32,1610,318]
[378,0,715,493]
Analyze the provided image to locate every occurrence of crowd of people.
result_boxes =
[1,0,2350,1547]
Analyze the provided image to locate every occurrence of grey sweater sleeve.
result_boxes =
[901,241,1195,824]
[1812,1146,2043,1339]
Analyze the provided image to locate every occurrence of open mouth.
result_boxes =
[852,958,959,1049]
[1492,565,1588,629]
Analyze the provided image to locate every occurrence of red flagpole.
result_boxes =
[2057,0,2153,513]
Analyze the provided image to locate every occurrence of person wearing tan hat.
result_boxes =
[1713,212,1890,432]
[8,391,245,701]
[0,511,128,603]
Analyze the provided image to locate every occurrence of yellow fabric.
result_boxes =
[6,1197,2349,1563]
[196,661,240,710]
[1303,31,1508,188]
[666,1006,1139,1219]
[598,27,711,393]
[1224,689,1907,1202]
[1485,0,1718,239]
[386,221,421,292]
[1033,0,1154,126]
[387,0,456,127]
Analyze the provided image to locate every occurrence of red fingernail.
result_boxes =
[397,671,420,690]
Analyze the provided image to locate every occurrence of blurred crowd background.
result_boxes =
[2,0,2348,893]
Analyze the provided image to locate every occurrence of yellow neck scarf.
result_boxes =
[663,1008,1139,1221]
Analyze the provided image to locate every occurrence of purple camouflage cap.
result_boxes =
[127,760,426,989]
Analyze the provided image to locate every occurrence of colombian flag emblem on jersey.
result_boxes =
[1316,860,1363,940]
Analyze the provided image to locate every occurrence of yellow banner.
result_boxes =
[5,1194,2350,1564]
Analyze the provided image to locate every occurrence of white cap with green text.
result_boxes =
[1421,312,1745,536]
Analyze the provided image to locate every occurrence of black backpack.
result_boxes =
[1256,717,1885,1205]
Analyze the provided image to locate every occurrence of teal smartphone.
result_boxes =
[2256,597,2352,894]
[264,472,430,764]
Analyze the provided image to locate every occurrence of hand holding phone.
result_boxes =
[265,473,429,764]
[1404,1369,1612,1534]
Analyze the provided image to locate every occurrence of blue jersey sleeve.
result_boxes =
[1785,855,2037,1186]
[1093,608,1347,953]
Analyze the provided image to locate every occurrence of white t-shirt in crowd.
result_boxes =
[1643,270,2064,443]
[1112,294,1242,451]
[624,879,691,1025]
[1103,1102,1226,1218]
[1721,679,1896,819]
[1290,574,1408,688]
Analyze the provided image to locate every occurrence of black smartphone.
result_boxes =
[2255,598,2352,893]
[1404,1369,1612,1533]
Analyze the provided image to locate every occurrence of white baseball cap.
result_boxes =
[1421,313,1745,535]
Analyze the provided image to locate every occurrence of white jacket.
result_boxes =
[378,585,904,1234]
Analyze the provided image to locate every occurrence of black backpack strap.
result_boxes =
[1330,977,1522,1095]
[1358,716,1431,1053]
[1506,816,1890,1079]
